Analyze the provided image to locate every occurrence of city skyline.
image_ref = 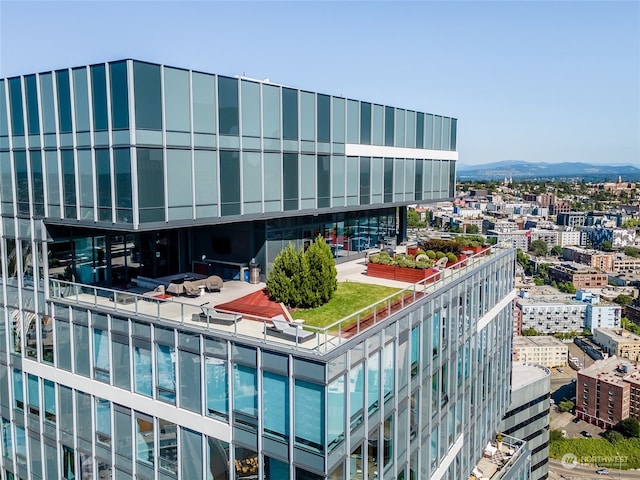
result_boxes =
[1,0,638,167]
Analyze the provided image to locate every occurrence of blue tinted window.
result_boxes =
[434,116,442,150]
[109,61,129,129]
[219,150,240,216]
[24,75,39,135]
[450,118,457,150]
[425,114,433,149]
[317,94,330,142]
[137,148,164,222]
[91,64,108,131]
[156,343,176,404]
[8,77,25,136]
[95,149,111,220]
[114,148,132,209]
[206,357,228,420]
[233,364,257,418]
[294,380,324,453]
[94,328,110,382]
[73,67,90,132]
[263,371,288,440]
[384,106,394,146]
[192,72,216,134]
[30,150,44,216]
[39,74,56,134]
[416,113,424,149]
[133,62,162,130]
[360,102,371,145]
[0,79,7,136]
[283,153,298,211]
[218,76,239,135]
[360,156,370,205]
[14,150,29,215]
[56,70,73,133]
[134,342,152,397]
[282,87,298,140]
[317,154,330,209]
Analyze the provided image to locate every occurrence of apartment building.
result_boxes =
[0,60,525,480]
[512,336,568,368]
[593,329,640,361]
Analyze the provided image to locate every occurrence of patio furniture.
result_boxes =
[192,303,238,325]
[183,281,201,297]
[265,315,315,342]
[204,275,223,292]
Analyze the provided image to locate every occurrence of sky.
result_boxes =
[1,0,638,166]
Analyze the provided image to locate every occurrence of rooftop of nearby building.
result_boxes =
[513,335,567,349]
[551,262,603,274]
[579,355,640,387]
[511,362,551,391]
[49,243,513,356]
[594,328,640,343]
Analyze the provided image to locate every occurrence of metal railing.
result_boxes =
[48,243,513,355]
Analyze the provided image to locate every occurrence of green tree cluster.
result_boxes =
[615,294,633,306]
[620,418,640,438]
[529,239,549,256]
[266,237,337,308]
[558,399,575,413]
[407,208,426,228]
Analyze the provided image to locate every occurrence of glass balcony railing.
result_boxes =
[49,243,514,355]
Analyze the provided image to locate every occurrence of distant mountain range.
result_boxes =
[457,160,640,182]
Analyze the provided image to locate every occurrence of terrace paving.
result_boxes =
[50,244,508,354]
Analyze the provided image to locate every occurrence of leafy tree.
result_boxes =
[624,247,640,258]
[522,327,539,336]
[266,239,338,308]
[549,429,564,442]
[534,277,545,286]
[558,400,575,413]
[266,243,305,307]
[619,417,640,438]
[303,236,338,307]
[558,282,576,294]
[605,430,625,445]
[600,240,613,252]
[466,224,480,234]
[551,245,564,256]
[529,239,549,257]
[407,208,425,228]
[622,317,640,335]
[614,294,633,306]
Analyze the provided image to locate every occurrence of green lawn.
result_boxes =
[293,282,401,328]
[550,437,640,469]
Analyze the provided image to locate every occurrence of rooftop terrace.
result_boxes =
[49,243,512,355]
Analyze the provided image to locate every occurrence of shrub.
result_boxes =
[369,251,393,265]
[415,258,434,269]
[436,251,446,259]
[266,237,337,308]
[426,250,436,259]
[606,430,625,444]
[416,248,426,256]
[620,418,640,438]
[446,252,458,263]
[394,254,416,268]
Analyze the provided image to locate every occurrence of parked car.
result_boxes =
[572,417,580,423]
[581,430,592,438]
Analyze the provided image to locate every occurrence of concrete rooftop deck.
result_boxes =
[49,244,510,354]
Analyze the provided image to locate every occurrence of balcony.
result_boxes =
[470,434,529,480]
[49,243,513,355]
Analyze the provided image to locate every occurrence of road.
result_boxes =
[549,458,639,479]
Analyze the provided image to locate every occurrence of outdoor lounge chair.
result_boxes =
[192,303,238,325]
[183,281,201,297]
[434,257,449,268]
[265,314,315,342]
[204,275,223,292]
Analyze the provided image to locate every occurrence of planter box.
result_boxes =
[407,246,419,256]
[446,253,467,269]
[367,263,440,283]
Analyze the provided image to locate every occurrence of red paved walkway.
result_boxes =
[215,289,284,319]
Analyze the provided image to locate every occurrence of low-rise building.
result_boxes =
[562,246,615,271]
[487,229,530,251]
[512,336,568,367]
[548,262,609,289]
[613,253,640,272]
[576,356,640,429]
[516,291,586,334]
[593,329,640,361]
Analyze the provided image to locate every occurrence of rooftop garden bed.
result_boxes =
[292,282,401,328]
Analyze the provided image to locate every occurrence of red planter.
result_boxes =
[446,253,467,269]
[407,246,419,256]
[367,263,440,283]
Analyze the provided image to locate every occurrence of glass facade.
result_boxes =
[0,60,526,480]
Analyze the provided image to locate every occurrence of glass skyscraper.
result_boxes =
[0,60,523,480]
